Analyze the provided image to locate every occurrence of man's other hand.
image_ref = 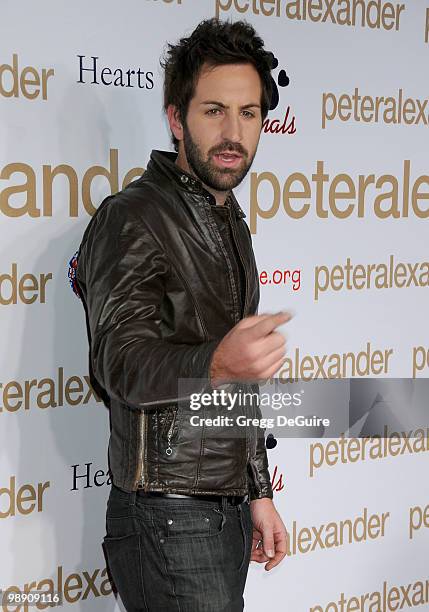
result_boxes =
[249,498,287,571]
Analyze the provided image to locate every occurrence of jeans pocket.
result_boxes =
[103,519,147,611]
[159,506,226,542]
[156,506,228,576]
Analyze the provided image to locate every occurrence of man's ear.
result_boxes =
[167,104,183,142]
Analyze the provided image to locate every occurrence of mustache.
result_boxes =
[211,145,247,157]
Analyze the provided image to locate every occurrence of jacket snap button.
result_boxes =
[204,517,210,522]
[180,175,188,183]
[167,519,173,525]
[160,538,165,544]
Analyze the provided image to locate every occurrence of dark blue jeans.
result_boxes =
[103,484,253,612]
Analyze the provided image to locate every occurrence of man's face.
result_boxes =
[178,62,263,192]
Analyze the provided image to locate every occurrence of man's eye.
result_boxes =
[242,110,255,118]
[207,108,221,115]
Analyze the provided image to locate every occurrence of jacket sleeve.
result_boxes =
[247,430,274,501]
[246,382,274,501]
[76,198,221,411]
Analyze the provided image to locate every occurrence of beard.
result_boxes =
[182,120,257,192]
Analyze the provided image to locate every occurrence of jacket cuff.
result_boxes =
[248,482,274,501]
[247,460,274,501]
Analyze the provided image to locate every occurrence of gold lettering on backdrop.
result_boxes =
[0,54,54,100]
[215,0,406,32]
[321,88,429,128]
[309,428,429,477]
[0,263,52,305]
[0,476,50,518]
[0,368,101,413]
[313,256,429,301]
[310,576,429,611]
[0,149,144,217]
[249,160,429,234]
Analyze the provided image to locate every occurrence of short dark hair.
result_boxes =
[160,18,274,152]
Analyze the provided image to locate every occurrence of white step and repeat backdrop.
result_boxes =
[1,1,428,610]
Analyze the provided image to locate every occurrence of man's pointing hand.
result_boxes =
[209,311,292,385]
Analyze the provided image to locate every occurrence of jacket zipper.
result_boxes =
[229,213,249,318]
[138,405,174,488]
[166,406,178,456]
[229,212,252,482]
[138,411,147,488]
[206,205,241,324]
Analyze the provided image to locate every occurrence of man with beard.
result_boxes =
[73,17,290,612]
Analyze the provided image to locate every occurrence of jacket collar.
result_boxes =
[146,149,246,219]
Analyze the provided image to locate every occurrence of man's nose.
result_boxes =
[220,113,243,144]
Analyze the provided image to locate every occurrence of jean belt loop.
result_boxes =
[221,496,228,513]
[129,489,137,507]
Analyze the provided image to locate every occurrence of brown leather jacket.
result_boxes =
[74,149,273,500]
